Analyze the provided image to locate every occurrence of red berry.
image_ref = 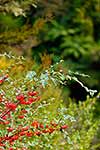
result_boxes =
[9,148,13,150]
[42,129,48,133]
[11,135,19,141]
[20,100,26,105]
[26,132,33,137]
[21,126,29,131]
[39,123,44,129]
[51,122,58,127]
[7,127,14,132]
[6,102,17,110]
[4,135,10,140]
[0,143,6,146]
[28,97,36,103]
[2,116,7,120]
[34,131,41,136]
[4,121,10,125]
[48,127,55,133]
[18,115,24,119]
[28,91,38,96]
[20,131,27,136]
[21,109,27,113]
[61,125,68,129]
[25,101,31,105]
[0,79,4,84]
[31,121,39,128]
[16,94,25,102]
[0,97,2,102]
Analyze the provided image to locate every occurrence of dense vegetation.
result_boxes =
[0,54,99,149]
[0,0,100,149]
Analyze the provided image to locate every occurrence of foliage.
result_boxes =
[30,0,100,93]
[0,0,100,63]
[0,0,37,16]
[0,53,99,149]
[65,95,100,150]
[41,20,98,60]
[0,17,47,57]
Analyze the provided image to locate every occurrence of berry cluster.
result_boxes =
[16,91,40,105]
[0,90,40,123]
[0,74,69,149]
[0,119,68,148]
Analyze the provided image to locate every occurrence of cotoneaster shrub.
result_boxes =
[0,53,99,150]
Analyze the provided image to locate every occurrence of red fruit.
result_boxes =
[42,129,49,133]
[27,97,40,104]
[4,121,10,125]
[21,109,27,113]
[0,143,6,146]
[11,135,19,141]
[39,123,44,129]
[9,148,13,150]
[0,79,4,84]
[7,127,14,132]
[4,135,10,140]
[0,121,3,125]
[61,125,68,129]
[16,94,25,102]
[0,97,2,102]
[31,121,39,128]
[9,140,14,146]
[16,94,26,104]
[18,115,24,119]
[6,102,17,110]
[25,101,31,105]
[28,91,38,96]
[20,100,26,105]
[34,131,41,136]
[26,132,33,137]
[51,122,58,127]
[21,126,29,131]
[2,116,7,120]
[28,97,36,103]
[20,131,27,136]
[48,127,55,133]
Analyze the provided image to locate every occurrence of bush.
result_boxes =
[0,53,99,149]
